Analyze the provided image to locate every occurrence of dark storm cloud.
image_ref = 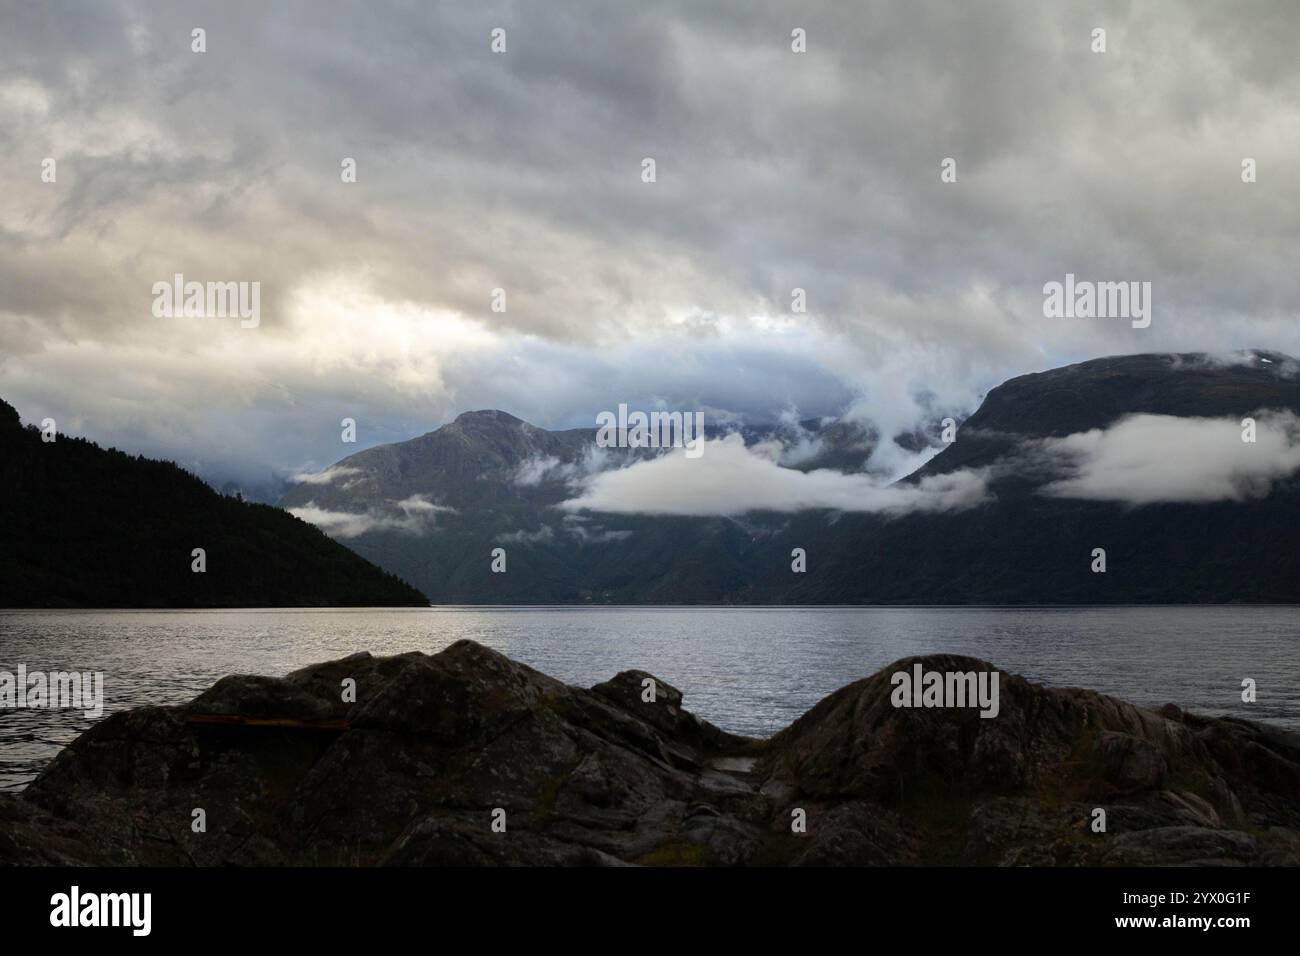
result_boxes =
[2,0,1299,490]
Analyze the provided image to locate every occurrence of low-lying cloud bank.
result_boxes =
[1037,412,1300,505]
[289,494,453,539]
[559,434,990,517]
[286,412,1300,528]
[558,412,1300,517]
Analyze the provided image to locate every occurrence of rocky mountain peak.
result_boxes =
[451,409,530,429]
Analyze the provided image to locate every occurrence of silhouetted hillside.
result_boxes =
[0,398,427,608]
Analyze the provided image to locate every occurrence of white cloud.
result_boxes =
[289,494,453,538]
[1038,412,1300,504]
[497,526,555,545]
[290,465,363,485]
[559,433,990,517]
[564,524,634,544]
[513,455,569,486]
[513,444,625,487]
[393,494,454,515]
[768,409,828,467]
[288,505,397,539]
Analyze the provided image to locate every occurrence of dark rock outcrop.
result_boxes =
[1,644,1297,866]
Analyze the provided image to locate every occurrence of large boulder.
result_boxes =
[1097,731,1168,791]
[2,645,1297,867]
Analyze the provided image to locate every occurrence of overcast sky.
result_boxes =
[3,0,1299,496]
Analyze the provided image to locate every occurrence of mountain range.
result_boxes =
[278,351,1300,604]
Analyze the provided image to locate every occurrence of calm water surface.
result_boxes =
[1,606,1297,791]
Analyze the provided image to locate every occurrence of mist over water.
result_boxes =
[2,605,1297,791]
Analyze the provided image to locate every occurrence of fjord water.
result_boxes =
[2,606,1297,791]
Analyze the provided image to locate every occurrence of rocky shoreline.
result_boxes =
[2,640,1298,866]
